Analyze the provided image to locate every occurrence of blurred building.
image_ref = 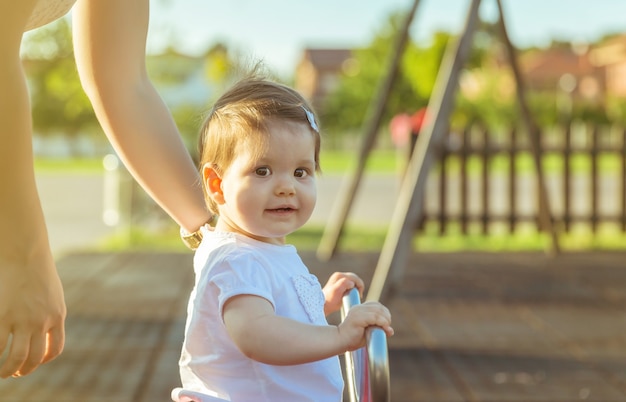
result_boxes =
[589,34,626,98]
[517,36,626,101]
[296,39,626,115]
[146,49,213,107]
[294,48,355,110]
[519,46,600,99]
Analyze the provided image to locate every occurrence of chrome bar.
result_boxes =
[341,288,390,402]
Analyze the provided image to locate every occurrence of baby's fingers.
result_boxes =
[373,323,394,337]
[350,302,389,327]
[360,302,393,334]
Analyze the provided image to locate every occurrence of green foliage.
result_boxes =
[201,43,269,92]
[571,101,611,124]
[319,8,620,143]
[318,47,380,133]
[319,12,498,138]
[402,31,450,101]
[454,89,517,129]
[96,219,626,253]
[22,18,73,60]
[146,48,199,84]
[171,103,206,161]
[23,19,98,139]
[606,97,626,125]
[319,11,426,137]
[319,149,399,174]
[204,43,232,84]
[168,43,260,158]
[34,157,104,174]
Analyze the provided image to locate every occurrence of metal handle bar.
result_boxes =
[340,288,390,402]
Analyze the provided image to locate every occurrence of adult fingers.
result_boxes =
[0,323,66,378]
[0,329,29,379]
[0,326,8,356]
[41,324,65,364]
[13,330,46,377]
[0,328,9,374]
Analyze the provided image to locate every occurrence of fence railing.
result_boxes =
[415,122,626,236]
[341,288,390,402]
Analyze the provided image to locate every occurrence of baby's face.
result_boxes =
[216,121,317,244]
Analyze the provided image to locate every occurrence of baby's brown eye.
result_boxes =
[294,168,308,178]
[255,167,271,177]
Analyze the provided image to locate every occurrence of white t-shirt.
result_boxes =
[177,230,344,402]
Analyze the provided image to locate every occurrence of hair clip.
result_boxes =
[301,105,319,133]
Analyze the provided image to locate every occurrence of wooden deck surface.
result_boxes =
[2,250,626,402]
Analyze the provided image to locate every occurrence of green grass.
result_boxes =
[35,157,105,174]
[96,220,626,254]
[33,151,401,175]
[35,150,622,176]
[38,152,626,253]
[95,223,391,253]
[319,149,400,174]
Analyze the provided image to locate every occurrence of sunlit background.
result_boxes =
[19,0,626,255]
[4,1,626,401]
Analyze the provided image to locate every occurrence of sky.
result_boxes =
[147,0,626,76]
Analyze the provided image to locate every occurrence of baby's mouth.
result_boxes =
[268,207,296,213]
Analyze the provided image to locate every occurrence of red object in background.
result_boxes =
[389,113,412,147]
[410,107,427,135]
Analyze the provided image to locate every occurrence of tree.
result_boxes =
[322,8,577,139]
[23,18,98,151]
[167,42,258,159]
[402,31,451,102]
[320,11,426,139]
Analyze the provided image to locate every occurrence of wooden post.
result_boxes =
[481,126,490,235]
[495,0,560,254]
[622,128,626,231]
[563,122,572,232]
[367,0,483,302]
[438,144,448,235]
[509,127,518,233]
[460,127,470,234]
[590,125,599,233]
[316,0,422,262]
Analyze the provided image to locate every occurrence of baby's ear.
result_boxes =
[202,163,224,204]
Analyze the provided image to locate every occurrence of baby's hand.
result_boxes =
[322,272,365,315]
[337,301,393,352]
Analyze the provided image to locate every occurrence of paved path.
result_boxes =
[36,173,116,257]
[35,172,401,257]
[1,250,626,401]
[36,170,616,257]
[20,172,626,401]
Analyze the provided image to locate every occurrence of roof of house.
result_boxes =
[302,48,353,70]
[590,34,626,66]
[520,47,593,79]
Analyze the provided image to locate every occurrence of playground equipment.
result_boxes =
[318,0,560,303]
[341,288,391,402]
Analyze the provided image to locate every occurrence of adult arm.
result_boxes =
[0,0,66,378]
[72,0,211,233]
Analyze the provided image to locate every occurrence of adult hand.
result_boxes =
[0,0,67,380]
[0,250,66,378]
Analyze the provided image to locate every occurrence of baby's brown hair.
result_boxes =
[198,74,321,214]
